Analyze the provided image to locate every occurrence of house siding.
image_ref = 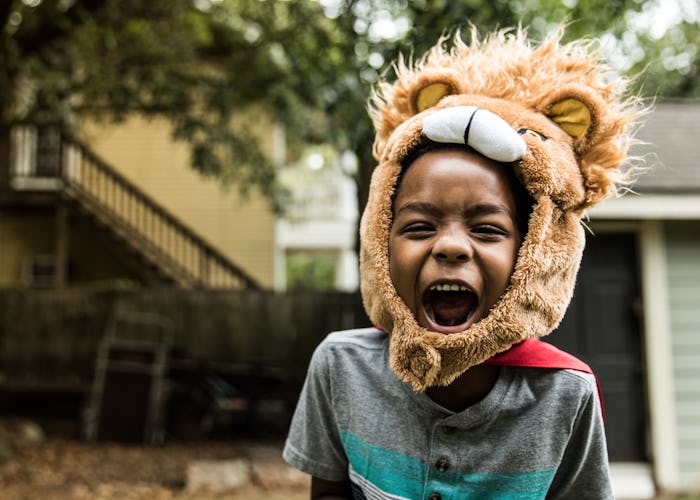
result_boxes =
[0,210,54,285]
[0,209,143,287]
[666,221,700,490]
[81,115,276,288]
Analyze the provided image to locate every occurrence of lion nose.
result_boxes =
[422,106,526,163]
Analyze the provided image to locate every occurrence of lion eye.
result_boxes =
[517,128,548,141]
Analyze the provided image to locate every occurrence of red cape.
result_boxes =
[372,328,604,416]
[485,338,604,417]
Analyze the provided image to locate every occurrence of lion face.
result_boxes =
[360,28,641,391]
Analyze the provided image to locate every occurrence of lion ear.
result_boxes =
[544,88,627,209]
[414,81,455,113]
[548,98,592,139]
[544,88,607,151]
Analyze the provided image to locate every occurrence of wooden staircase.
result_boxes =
[8,125,259,289]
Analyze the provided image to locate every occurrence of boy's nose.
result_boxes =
[433,230,473,262]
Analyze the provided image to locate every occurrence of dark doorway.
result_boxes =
[547,232,647,462]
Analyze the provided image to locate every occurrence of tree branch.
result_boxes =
[11,0,110,58]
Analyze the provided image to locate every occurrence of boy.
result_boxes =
[284,27,640,499]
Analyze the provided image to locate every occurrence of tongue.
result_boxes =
[431,291,474,327]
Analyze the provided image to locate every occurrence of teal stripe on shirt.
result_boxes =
[430,468,556,499]
[340,430,555,500]
[340,430,425,499]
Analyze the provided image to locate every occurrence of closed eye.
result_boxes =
[471,224,509,239]
[517,128,548,141]
[399,222,435,237]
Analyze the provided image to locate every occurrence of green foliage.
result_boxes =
[286,252,337,291]
[626,19,700,98]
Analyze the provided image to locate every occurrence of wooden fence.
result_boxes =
[0,288,370,393]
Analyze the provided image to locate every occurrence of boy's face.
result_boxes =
[389,148,522,335]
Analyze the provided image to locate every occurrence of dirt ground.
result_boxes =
[0,435,310,499]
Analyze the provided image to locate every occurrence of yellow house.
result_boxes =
[0,116,279,289]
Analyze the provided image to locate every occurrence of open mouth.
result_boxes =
[423,282,477,332]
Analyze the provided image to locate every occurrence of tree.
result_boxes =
[617,3,700,98]
[0,0,344,207]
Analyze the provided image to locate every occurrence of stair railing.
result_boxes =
[10,124,259,289]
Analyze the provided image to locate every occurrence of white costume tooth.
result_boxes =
[459,285,467,291]
[450,284,459,291]
[422,106,526,163]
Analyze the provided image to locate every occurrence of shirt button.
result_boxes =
[428,493,442,500]
[435,457,450,472]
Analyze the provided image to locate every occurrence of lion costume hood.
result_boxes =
[359,27,642,392]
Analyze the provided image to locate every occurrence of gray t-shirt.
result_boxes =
[283,328,613,499]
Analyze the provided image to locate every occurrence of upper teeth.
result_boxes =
[430,284,468,292]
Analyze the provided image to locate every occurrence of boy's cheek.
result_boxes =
[389,258,416,311]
